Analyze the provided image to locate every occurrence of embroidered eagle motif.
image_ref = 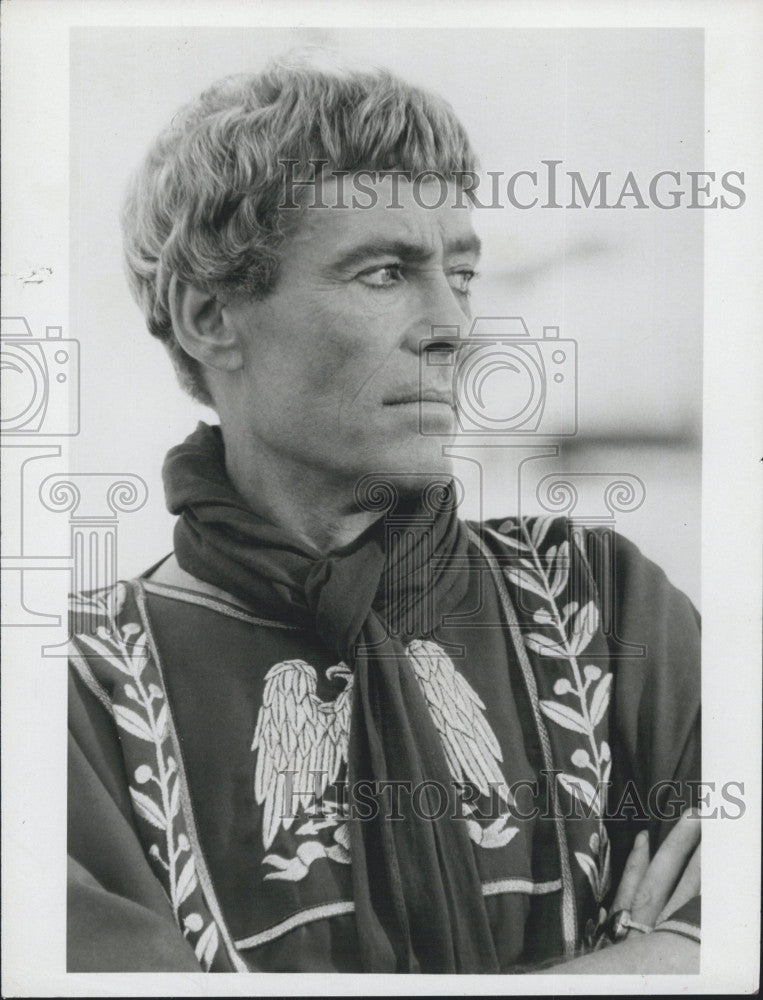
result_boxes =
[252,641,515,862]
[406,639,513,810]
[252,660,353,851]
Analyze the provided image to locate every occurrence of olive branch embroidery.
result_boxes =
[498,517,612,904]
[70,585,220,969]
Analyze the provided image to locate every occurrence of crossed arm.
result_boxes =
[540,809,701,974]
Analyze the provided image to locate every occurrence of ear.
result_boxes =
[167,274,244,374]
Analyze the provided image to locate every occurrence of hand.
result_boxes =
[611,808,701,932]
[535,811,701,974]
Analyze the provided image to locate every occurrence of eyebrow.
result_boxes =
[330,233,482,273]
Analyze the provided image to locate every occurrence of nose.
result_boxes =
[403,273,469,361]
[422,327,462,371]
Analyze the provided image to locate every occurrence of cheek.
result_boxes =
[244,298,346,395]
[293,301,393,397]
[246,284,405,418]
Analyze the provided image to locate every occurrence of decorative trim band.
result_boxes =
[469,525,579,958]
[133,581,249,972]
[482,877,562,897]
[234,879,564,951]
[234,901,356,950]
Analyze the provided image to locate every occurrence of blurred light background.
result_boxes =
[69,27,702,605]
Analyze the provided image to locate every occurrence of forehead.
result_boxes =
[288,173,478,259]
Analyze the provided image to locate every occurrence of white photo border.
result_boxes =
[1,0,760,995]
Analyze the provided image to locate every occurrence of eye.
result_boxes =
[448,269,477,296]
[358,264,404,288]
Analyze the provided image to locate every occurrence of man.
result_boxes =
[67,56,701,974]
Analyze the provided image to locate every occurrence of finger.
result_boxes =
[656,843,700,924]
[611,829,650,912]
[631,810,701,927]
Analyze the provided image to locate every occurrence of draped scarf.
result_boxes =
[163,422,500,973]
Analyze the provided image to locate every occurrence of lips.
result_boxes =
[386,389,454,406]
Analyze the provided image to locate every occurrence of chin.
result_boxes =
[361,435,455,484]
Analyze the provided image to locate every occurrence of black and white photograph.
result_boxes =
[1,1,760,994]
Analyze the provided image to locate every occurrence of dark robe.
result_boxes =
[67,517,701,971]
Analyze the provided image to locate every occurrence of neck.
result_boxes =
[221,428,378,555]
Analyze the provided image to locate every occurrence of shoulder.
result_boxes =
[468,513,567,546]
[141,553,260,613]
[469,514,699,622]
[466,514,583,564]
[471,514,684,578]
[68,580,146,700]
[69,579,140,640]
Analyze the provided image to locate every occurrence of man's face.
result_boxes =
[224,175,480,489]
